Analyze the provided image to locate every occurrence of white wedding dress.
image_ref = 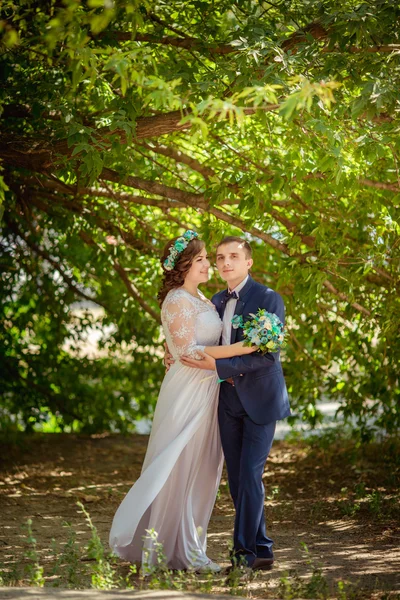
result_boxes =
[109,288,224,570]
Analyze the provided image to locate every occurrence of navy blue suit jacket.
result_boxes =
[212,276,291,425]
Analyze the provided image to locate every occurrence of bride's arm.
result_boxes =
[203,341,256,359]
[163,294,207,359]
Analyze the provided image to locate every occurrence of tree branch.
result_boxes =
[100,168,205,207]
[111,258,161,324]
[22,178,157,254]
[97,31,235,55]
[325,44,400,55]
[0,110,192,172]
[322,279,371,316]
[22,176,187,210]
[22,167,394,297]
[82,185,187,209]
[136,141,215,179]
[76,231,161,323]
[98,167,378,315]
[359,178,400,193]
[98,22,400,58]
[6,217,108,310]
[98,168,295,255]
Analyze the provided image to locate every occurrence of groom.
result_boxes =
[182,236,291,570]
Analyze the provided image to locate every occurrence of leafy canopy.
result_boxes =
[0,0,399,435]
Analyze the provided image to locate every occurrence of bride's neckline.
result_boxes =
[180,287,202,300]
[178,287,213,307]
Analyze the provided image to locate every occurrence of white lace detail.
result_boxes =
[161,288,222,360]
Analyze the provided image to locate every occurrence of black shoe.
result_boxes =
[251,557,274,570]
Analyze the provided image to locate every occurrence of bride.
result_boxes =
[109,230,255,573]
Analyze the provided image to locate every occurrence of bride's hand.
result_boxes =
[234,341,258,354]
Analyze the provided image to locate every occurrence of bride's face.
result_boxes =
[184,248,210,285]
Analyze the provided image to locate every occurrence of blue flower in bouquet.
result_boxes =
[231,308,287,355]
[231,314,244,330]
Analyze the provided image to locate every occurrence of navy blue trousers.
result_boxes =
[218,381,276,567]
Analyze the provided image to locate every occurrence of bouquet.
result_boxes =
[231,309,286,354]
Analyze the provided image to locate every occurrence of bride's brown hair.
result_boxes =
[158,237,205,307]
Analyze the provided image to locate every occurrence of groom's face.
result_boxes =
[215,241,253,287]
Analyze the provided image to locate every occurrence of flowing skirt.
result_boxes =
[109,363,223,570]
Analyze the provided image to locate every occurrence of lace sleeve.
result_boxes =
[162,292,205,359]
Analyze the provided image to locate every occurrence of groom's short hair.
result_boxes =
[217,236,252,259]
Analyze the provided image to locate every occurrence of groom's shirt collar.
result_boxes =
[221,275,248,346]
[228,275,249,297]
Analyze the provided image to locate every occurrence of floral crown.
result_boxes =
[163,230,199,271]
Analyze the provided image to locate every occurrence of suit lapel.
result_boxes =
[230,276,256,344]
[230,298,245,343]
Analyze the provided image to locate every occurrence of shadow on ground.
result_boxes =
[0,433,399,598]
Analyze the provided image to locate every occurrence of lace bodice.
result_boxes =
[161,288,223,360]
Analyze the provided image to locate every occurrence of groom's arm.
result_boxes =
[215,290,285,380]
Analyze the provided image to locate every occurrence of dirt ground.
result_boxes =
[0,433,399,598]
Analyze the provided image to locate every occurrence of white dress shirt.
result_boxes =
[221,275,249,346]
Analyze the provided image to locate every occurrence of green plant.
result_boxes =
[225,555,256,597]
[130,529,222,593]
[266,485,280,501]
[310,500,326,517]
[50,522,84,588]
[366,490,383,517]
[77,501,117,589]
[278,543,329,599]
[336,579,359,600]
[23,518,45,587]
[278,543,366,600]
[141,529,193,591]
[0,565,21,587]
[337,500,361,517]
[354,482,367,498]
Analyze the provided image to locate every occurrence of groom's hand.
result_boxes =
[163,342,175,371]
[181,351,216,370]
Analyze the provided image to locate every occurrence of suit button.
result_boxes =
[240,373,243,376]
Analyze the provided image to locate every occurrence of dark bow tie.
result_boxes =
[223,290,238,302]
